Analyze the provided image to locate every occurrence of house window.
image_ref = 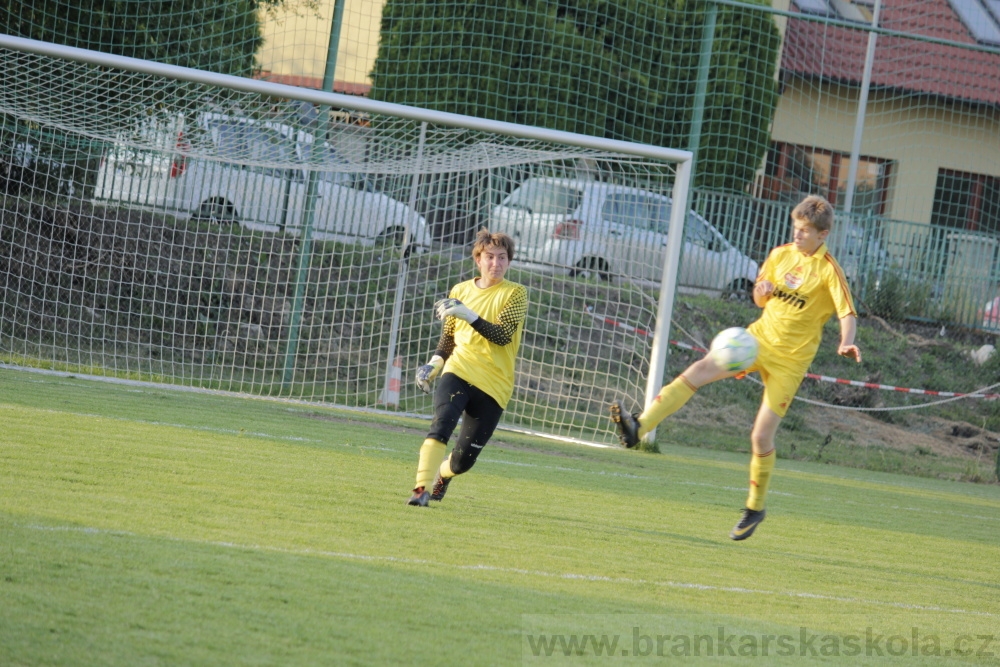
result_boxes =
[931,169,1000,234]
[757,142,892,216]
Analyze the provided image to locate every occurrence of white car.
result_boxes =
[489,177,758,297]
[94,113,431,249]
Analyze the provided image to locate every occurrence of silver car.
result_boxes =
[95,113,431,249]
[490,177,758,297]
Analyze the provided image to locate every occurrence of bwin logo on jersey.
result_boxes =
[773,288,806,309]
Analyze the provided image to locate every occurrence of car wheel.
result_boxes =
[571,257,611,281]
[376,226,407,246]
[195,199,236,225]
[724,278,754,301]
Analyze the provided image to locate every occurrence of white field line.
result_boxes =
[20,522,997,618]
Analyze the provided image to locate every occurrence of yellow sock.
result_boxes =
[746,449,776,511]
[637,376,697,438]
[415,438,447,491]
[438,455,455,480]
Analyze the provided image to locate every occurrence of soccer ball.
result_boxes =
[708,327,758,372]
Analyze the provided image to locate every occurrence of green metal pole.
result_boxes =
[644,5,717,443]
[688,2,717,168]
[670,2,716,299]
[321,0,347,95]
[282,0,347,388]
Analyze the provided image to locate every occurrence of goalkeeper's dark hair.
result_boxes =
[472,229,515,261]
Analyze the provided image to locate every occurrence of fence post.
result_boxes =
[281,0,347,388]
[842,0,882,213]
[688,2,717,169]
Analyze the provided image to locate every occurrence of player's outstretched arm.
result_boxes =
[837,314,861,362]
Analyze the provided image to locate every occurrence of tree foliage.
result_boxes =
[0,0,312,76]
[370,0,781,192]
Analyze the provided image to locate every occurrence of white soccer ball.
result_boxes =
[708,327,758,372]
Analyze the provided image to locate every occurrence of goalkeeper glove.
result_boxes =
[434,297,479,324]
[415,355,444,394]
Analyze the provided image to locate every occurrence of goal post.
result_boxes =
[0,34,692,446]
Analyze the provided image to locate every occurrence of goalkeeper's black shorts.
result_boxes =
[427,373,503,475]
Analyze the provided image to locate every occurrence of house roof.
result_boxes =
[781,0,1000,106]
[255,72,371,97]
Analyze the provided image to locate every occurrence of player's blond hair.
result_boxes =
[792,195,835,232]
[472,229,515,262]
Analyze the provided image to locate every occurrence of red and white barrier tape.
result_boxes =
[798,373,1000,399]
[586,309,1000,400]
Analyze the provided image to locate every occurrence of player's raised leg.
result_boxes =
[610,376,697,448]
[610,351,738,448]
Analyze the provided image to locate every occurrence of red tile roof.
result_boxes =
[781,0,1000,105]
[255,72,371,96]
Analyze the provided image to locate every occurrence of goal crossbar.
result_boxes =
[0,34,692,165]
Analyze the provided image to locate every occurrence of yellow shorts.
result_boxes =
[743,339,808,418]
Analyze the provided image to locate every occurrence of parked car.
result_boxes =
[94,113,431,249]
[489,177,758,298]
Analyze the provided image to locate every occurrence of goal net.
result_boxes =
[0,39,692,446]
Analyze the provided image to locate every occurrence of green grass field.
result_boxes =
[1,367,998,666]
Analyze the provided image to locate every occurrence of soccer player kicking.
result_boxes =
[407,230,528,507]
[610,195,861,540]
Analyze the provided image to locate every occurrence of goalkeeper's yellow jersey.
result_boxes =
[442,278,527,409]
[747,243,856,368]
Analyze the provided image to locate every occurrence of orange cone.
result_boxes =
[380,356,402,407]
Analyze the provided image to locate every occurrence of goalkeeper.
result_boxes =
[407,230,528,507]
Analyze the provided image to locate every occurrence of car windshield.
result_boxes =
[505,181,582,215]
[685,215,719,249]
[210,120,295,164]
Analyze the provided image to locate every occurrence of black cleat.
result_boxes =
[609,401,641,449]
[730,508,766,540]
[407,486,430,507]
[430,473,452,501]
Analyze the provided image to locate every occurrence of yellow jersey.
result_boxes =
[441,278,527,409]
[747,243,856,368]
